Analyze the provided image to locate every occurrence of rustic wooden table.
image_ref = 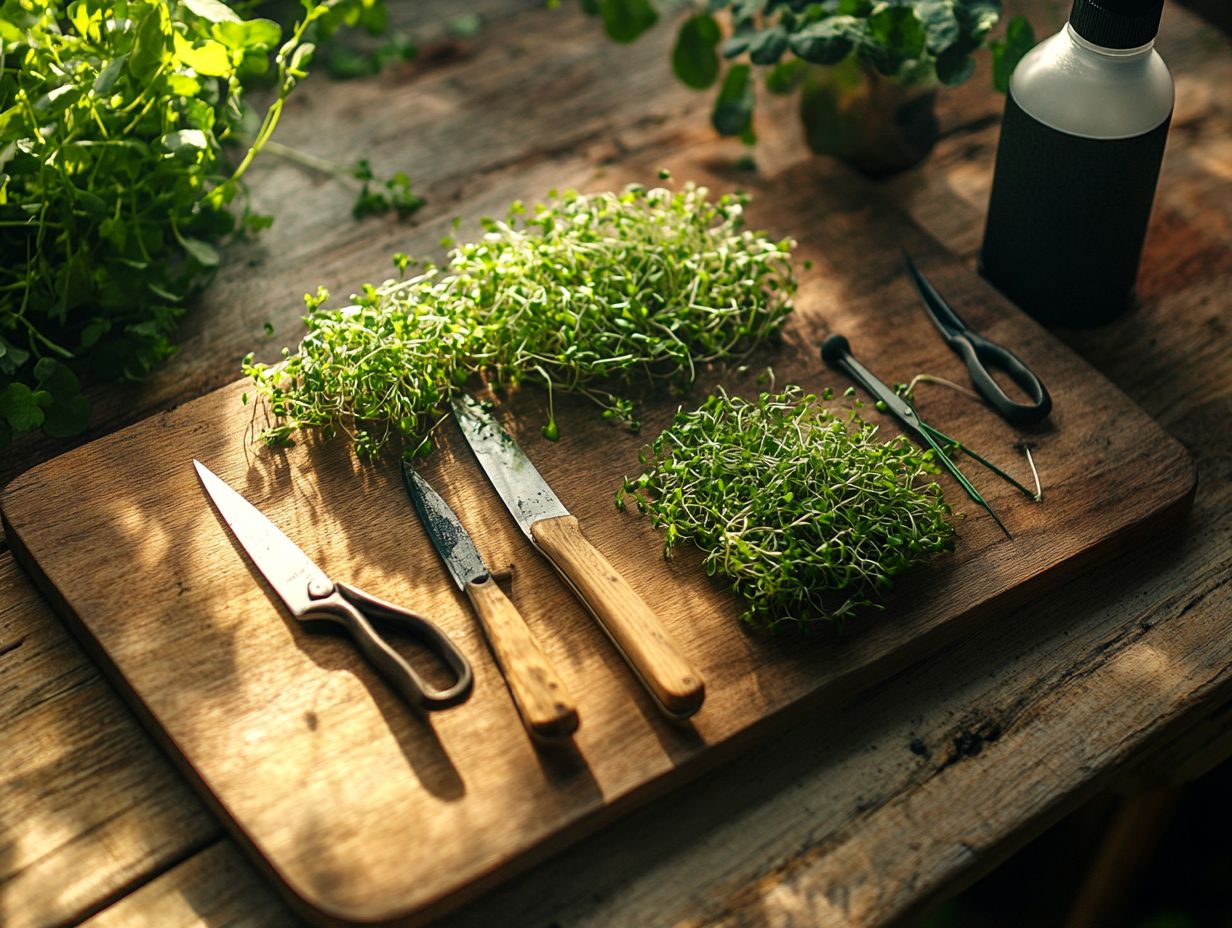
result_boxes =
[2,1,1229,926]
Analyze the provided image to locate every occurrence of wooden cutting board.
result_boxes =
[1,153,1195,927]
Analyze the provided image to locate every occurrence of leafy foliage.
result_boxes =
[583,0,1035,140]
[0,0,313,444]
[618,385,955,633]
[245,180,798,456]
[0,0,420,447]
[989,13,1035,93]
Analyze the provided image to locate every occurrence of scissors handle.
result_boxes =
[952,331,1052,426]
[903,250,1051,426]
[305,581,473,711]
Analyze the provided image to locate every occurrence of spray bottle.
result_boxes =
[980,0,1173,326]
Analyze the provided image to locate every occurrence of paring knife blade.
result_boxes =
[402,462,579,741]
[451,394,705,719]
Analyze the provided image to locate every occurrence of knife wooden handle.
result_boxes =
[530,515,705,719]
[464,575,580,742]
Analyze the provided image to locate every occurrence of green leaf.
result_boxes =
[863,6,926,76]
[990,15,1034,93]
[93,55,128,95]
[34,85,83,118]
[212,18,281,52]
[180,0,241,24]
[765,58,806,95]
[0,383,45,434]
[166,72,202,96]
[290,42,316,74]
[956,0,1002,46]
[181,237,220,267]
[173,33,232,77]
[0,105,22,143]
[672,14,721,89]
[600,0,658,44]
[712,64,754,137]
[789,17,861,66]
[129,3,169,81]
[720,33,752,59]
[81,320,111,349]
[41,393,91,437]
[74,188,109,215]
[163,128,209,156]
[747,25,788,66]
[0,337,30,375]
[916,0,961,54]
[935,47,975,85]
[34,357,82,399]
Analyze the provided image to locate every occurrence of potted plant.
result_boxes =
[585,0,1035,177]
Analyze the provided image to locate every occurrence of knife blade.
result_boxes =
[402,462,579,741]
[451,394,705,719]
[194,458,334,617]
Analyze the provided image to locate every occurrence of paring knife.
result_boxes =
[451,394,705,719]
[402,462,580,742]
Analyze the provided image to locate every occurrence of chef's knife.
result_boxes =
[451,394,705,719]
[402,462,579,742]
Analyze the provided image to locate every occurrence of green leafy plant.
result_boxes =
[244,179,798,455]
[617,385,955,633]
[304,0,418,79]
[584,0,1034,169]
[0,0,420,447]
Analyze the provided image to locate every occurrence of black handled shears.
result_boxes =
[903,251,1051,426]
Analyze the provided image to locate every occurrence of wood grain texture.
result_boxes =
[0,132,1196,924]
[0,0,1228,926]
[464,575,579,742]
[530,514,705,719]
[0,556,220,928]
[80,840,288,928]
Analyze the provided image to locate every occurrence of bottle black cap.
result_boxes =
[1069,0,1165,48]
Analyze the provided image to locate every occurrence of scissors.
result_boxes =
[903,250,1052,426]
[194,460,473,711]
[822,335,1019,538]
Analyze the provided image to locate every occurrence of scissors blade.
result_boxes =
[193,460,332,617]
[401,462,489,591]
[903,250,969,338]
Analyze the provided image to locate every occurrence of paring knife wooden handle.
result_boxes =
[464,575,580,741]
[530,515,705,718]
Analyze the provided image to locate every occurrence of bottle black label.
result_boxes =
[980,93,1170,326]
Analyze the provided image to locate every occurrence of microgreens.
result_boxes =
[245,180,798,454]
[617,385,955,634]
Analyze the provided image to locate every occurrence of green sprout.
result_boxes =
[246,181,798,453]
[618,385,956,634]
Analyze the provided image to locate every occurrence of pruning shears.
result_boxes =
[822,334,1037,539]
[903,250,1052,426]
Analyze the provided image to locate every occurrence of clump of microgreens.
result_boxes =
[617,385,955,634]
[244,178,798,455]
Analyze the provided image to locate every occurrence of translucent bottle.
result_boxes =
[980,0,1173,326]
